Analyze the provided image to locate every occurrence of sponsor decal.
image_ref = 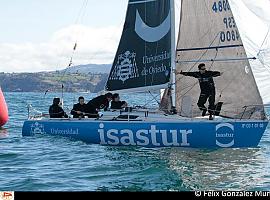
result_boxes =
[98,123,191,147]
[216,123,234,147]
[141,51,171,77]
[30,122,45,135]
[135,9,171,42]
[50,128,79,135]
[110,51,139,83]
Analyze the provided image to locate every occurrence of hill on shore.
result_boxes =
[0,64,110,93]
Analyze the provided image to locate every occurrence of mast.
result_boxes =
[170,0,176,107]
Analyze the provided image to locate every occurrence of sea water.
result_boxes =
[0,92,270,191]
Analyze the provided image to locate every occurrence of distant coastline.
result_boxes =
[0,64,110,93]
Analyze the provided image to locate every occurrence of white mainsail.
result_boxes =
[174,0,265,119]
[173,0,270,103]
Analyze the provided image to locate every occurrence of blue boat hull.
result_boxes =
[22,119,268,148]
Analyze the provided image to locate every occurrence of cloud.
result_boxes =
[0,24,122,73]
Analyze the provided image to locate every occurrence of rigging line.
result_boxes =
[175,31,220,84]
[178,31,220,71]
[42,0,89,97]
[202,0,223,72]
[256,27,270,72]
[140,4,148,107]
[142,91,161,108]
[178,58,217,99]
[144,3,149,107]
[183,54,231,103]
[62,0,89,65]
[73,0,89,45]
[178,20,213,61]
[57,0,89,92]
[74,0,89,25]
[175,32,224,101]
[61,0,89,66]
[175,47,216,96]
[207,36,221,70]
[258,27,270,53]
[63,1,89,74]
[58,50,75,84]
[211,43,224,101]
[217,72,239,102]
[144,3,148,93]
[256,60,270,74]
[177,81,198,98]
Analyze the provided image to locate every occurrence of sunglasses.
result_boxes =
[200,68,206,70]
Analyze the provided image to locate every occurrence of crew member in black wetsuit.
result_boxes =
[111,93,128,109]
[178,63,221,120]
[86,93,113,118]
[71,96,87,118]
[49,97,68,118]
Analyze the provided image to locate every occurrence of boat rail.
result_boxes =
[194,104,270,121]
[26,103,270,122]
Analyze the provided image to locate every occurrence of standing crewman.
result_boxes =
[177,63,221,120]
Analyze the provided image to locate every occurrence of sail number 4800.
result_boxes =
[212,0,230,13]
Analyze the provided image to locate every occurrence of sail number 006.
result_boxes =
[212,0,230,13]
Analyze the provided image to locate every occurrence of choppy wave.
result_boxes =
[0,92,269,191]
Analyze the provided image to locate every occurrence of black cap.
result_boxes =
[78,96,84,101]
[105,93,113,98]
[53,97,60,104]
[198,63,205,70]
[112,93,119,100]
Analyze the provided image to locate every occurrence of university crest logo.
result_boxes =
[30,122,45,135]
[110,51,139,83]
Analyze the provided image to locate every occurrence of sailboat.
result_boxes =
[22,0,269,148]
[0,87,8,127]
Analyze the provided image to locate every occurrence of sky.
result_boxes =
[0,0,128,72]
[0,0,269,73]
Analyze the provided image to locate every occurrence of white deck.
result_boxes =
[29,109,267,123]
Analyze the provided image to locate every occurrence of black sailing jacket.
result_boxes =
[70,103,88,118]
[49,104,68,118]
[181,71,221,94]
[87,95,110,112]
